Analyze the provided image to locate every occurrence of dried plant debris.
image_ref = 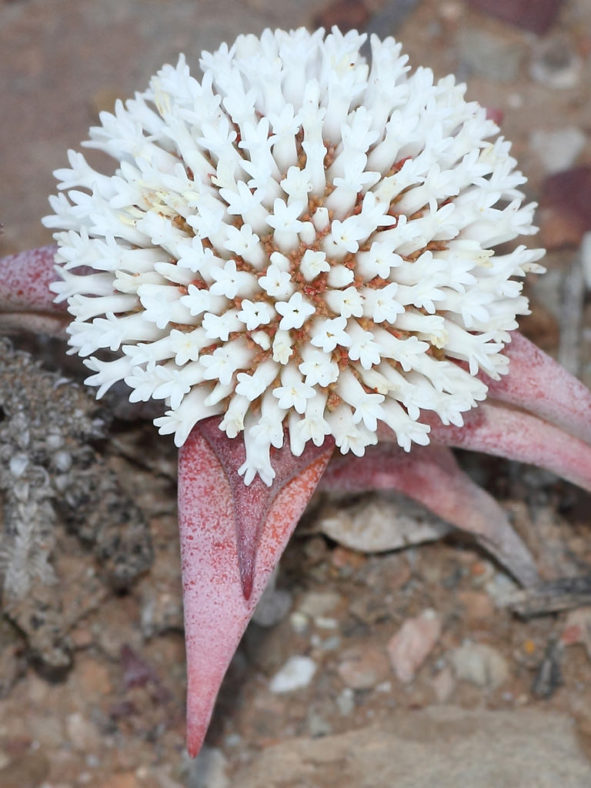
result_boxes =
[0,339,151,674]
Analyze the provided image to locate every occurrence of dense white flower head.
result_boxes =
[45,27,544,486]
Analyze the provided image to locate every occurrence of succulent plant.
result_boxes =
[2,27,590,757]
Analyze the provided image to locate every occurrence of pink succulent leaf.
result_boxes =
[426,401,591,494]
[484,332,591,445]
[0,245,67,336]
[178,419,333,757]
[320,443,540,587]
[198,417,335,599]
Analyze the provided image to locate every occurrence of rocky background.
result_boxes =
[1,0,591,785]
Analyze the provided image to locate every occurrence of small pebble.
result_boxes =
[65,713,100,752]
[297,591,342,618]
[307,710,333,738]
[431,666,456,703]
[318,636,341,652]
[336,687,355,716]
[337,645,391,690]
[457,591,495,623]
[530,128,586,175]
[269,656,317,694]
[484,572,519,605]
[530,35,582,89]
[320,498,449,554]
[184,746,229,788]
[457,29,525,82]
[450,643,509,689]
[387,609,442,683]
[315,617,338,630]
[469,560,495,586]
[540,166,591,249]
[313,0,370,32]
[561,607,591,658]
[252,587,292,628]
[468,0,564,34]
[289,611,309,634]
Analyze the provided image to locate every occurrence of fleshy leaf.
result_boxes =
[428,401,591,493]
[0,245,67,335]
[178,419,333,757]
[198,417,335,599]
[485,332,591,445]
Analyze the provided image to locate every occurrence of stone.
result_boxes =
[317,495,450,554]
[457,591,495,623]
[561,607,591,658]
[530,128,587,175]
[449,643,509,689]
[75,655,112,697]
[289,611,309,634]
[183,746,229,788]
[431,666,456,703]
[337,645,390,690]
[336,687,355,716]
[252,580,292,628]
[364,0,422,37]
[313,0,370,32]
[530,35,583,89]
[297,590,342,619]
[232,707,591,786]
[457,29,525,82]
[307,709,333,738]
[269,655,317,694]
[540,166,591,250]
[66,712,101,752]
[315,616,338,630]
[468,0,564,34]
[387,609,442,683]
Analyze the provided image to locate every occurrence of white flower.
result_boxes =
[46,27,544,485]
[210,259,256,299]
[275,292,315,330]
[259,259,294,299]
[273,366,316,414]
[299,347,339,387]
[300,249,330,281]
[311,316,352,353]
[237,299,275,331]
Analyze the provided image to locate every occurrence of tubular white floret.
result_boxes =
[46,27,544,485]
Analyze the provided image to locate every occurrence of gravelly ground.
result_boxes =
[1,0,591,786]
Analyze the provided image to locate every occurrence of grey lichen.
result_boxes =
[0,338,152,674]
